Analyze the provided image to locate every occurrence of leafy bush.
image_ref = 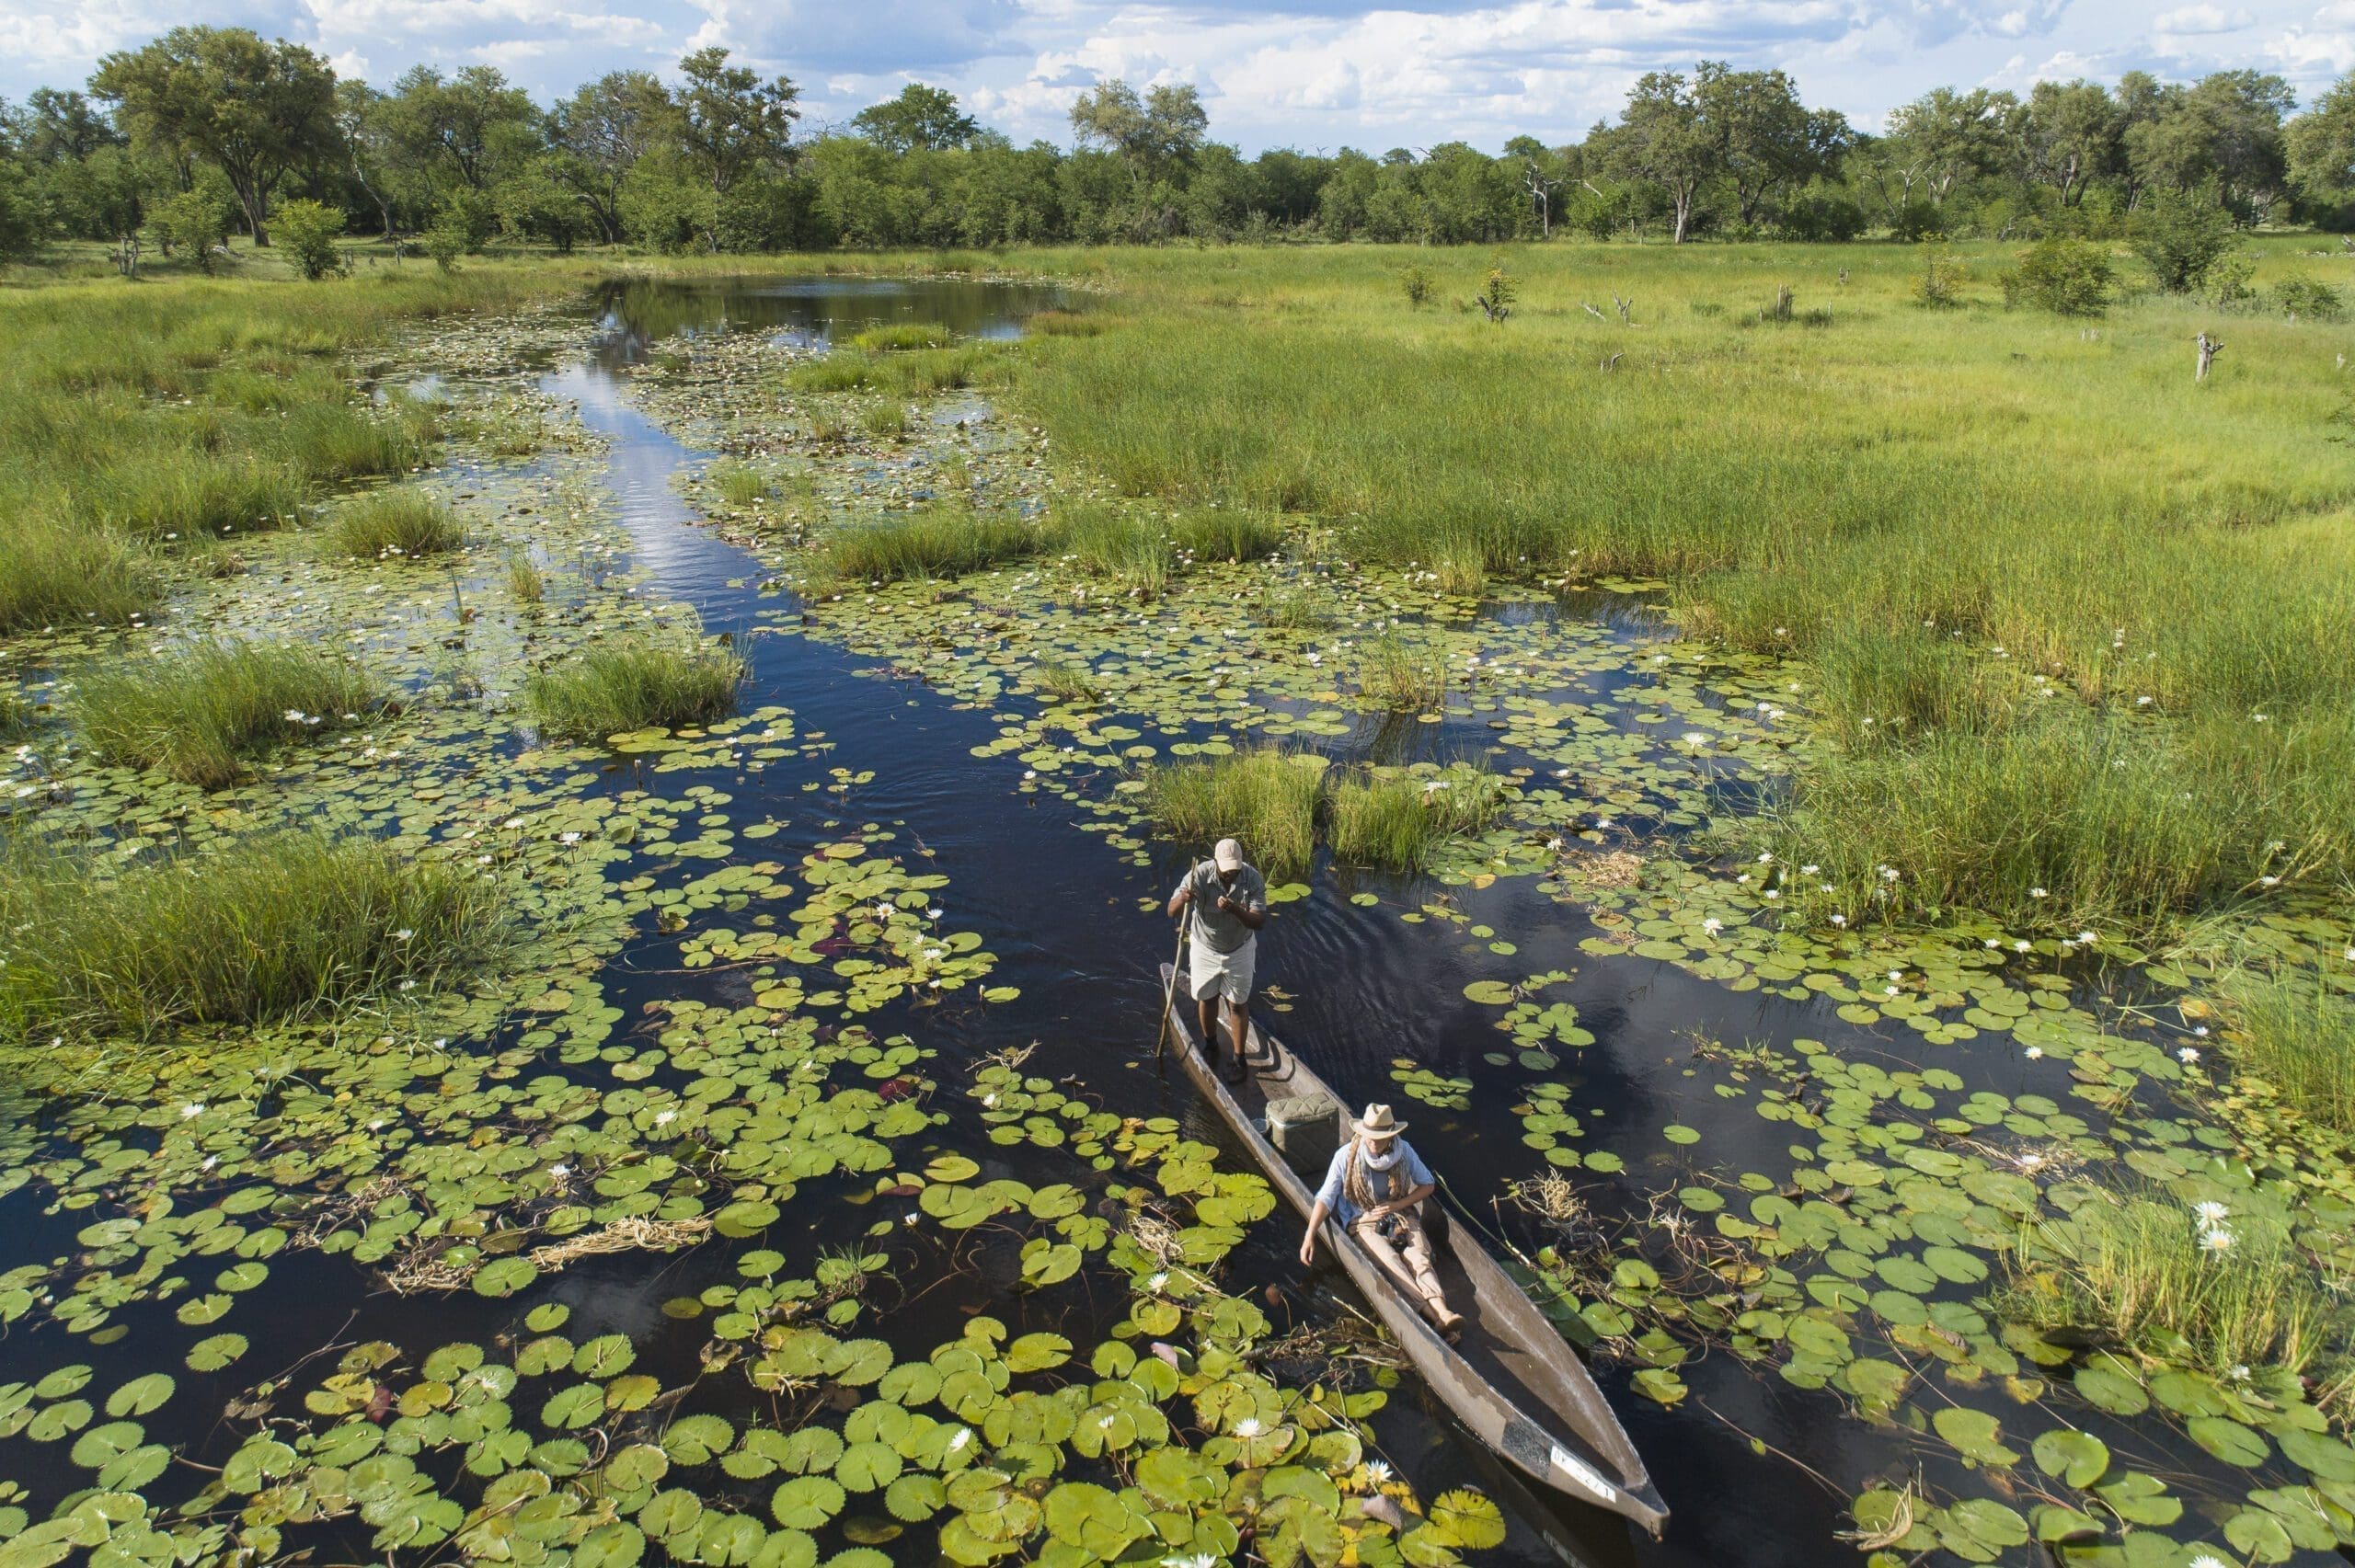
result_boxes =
[422,220,466,274]
[272,199,346,280]
[148,186,231,272]
[2001,236,2114,316]
[1916,245,1966,308]
[2276,278,2347,321]
[2131,189,2242,294]
[1401,267,1433,307]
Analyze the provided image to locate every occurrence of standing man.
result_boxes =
[1166,837,1267,1083]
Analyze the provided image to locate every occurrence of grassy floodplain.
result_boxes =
[1006,239,2355,935]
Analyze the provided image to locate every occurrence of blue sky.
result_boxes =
[3,0,2348,152]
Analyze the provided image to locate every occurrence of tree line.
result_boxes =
[4,25,2355,264]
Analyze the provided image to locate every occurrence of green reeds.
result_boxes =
[849,321,954,351]
[76,641,382,788]
[859,401,911,439]
[1356,635,1449,712]
[506,552,546,604]
[524,638,745,740]
[2221,969,2355,1132]
[0,832,508,1035]
[821,505,1055,583]
[1143,749,1325,881]
[2000,1194,2344,1379]
[706,458,772,509]
[1032,659,1101,704]
[0,519,155,632]
[1063,505,1175,598]
[1171,508,1284,563]
[328,488,465,560]
[1328,762,1508,871]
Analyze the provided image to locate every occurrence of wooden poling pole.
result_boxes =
[1153,919,1188,1061]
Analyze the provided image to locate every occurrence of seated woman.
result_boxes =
[1298,1104,1465,1340]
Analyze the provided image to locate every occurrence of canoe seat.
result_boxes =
[1264,1093,1340,1180]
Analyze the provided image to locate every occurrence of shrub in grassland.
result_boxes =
[0,833,507,1035]
[1143,750,1326,881]
[524,639,745,741]
[328,488,465,560]
[76,642,382,788]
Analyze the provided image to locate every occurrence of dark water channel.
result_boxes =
[503,276,1991,1568]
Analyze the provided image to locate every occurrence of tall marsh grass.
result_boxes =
[1063,505,1174,597]
[0,833,507,1035]
[2221,970,2355,1131]
[1328,762,1508,871]
[821,505,1055,583]
[2002,1194,2345,1379]
[1171,509,1284,563]
[1143,749,1326,880]
[524,639,745,740]
[328,488,465,560]
[1356,636,1449,712]
[76,642,382,788]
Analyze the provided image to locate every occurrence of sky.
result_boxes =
[1,0,2349,152]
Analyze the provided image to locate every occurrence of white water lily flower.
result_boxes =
[2227,1366,2251,1382]
[2194,1201,2229,1225]
[2179,1047,2200,1064]
[1757,852,1774,864]
[1681,731,1709,748]
[1800,864,1819,876]
[1364,1459,1394,1484]
[947,1427,971,1452]
[548,1164,569,1178]
[2014,940,2032,954]
[284,709,306,722]
[393,929,414,943]
[1985,938,2001,949]
[2200,1228,2234,1253]
[2024,1047,2044,1059]
[655,1110,676,1126]
[2193,1024,2209,1037]
[180,1103,204,1118]
[1829,914,1847,927]
[1232,1418,1263,1438]
[1702,918,1723,936]
[2030,887,2048,898]
[560,831,581,844]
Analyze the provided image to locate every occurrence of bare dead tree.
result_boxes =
[1612,294,1633,325]
[1580,302,1606,321]
[1522,161,1564,240]
[2194,332,2223,383]
[1602,353,1624,373]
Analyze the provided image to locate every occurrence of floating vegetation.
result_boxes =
[75,639,383,787]
[524,637,746,742]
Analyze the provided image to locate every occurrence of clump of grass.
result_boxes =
[810,409,852,444]
[1064,505,1174,598]
[875,344,1010,396]
[1999,1194,2346,1379]
[1029,309,1105,338]
[507,552,546,604]
[1172,509,1284,563]
[524,638,745,741]
[273,400,429,481]
[1329,761,1509,871]
[1356,635,1449,712]
[1033,659,1100,704]
[786,358,875,394]
[706,458,772,509]
[76,642,381,788]
[90,452,305,539]
[822,505,1055,584]
[1143,748,1325,880]
[850,321,953,351]
[859,401,911,439]
[328,488,465,561]
[0,832,507,1035]
[0,519,156,632]
[1257,586,1331,629]
[2220,969,2355,1131]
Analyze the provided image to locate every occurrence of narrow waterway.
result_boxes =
[523,276,1984,1568]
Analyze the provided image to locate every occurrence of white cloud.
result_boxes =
[2152,3,2254,32]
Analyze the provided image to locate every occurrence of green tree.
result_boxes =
[2125,71,2292,220]
[1598,70,1717,242]
[853,84,979,155]
[2020,79,2119,207]
[1885,86,2017,206]
[2131,184,2242,292]
[333,80,401,239]
[2288,73,2355,211]
[675,48,799,200]
[91,26,339,244]
[272,196,344,278]
[549,71,674,245]
[1694,62,1839,226]
[385,64,542,192]
[1068,80,1208,187]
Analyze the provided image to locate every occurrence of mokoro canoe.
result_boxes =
[1163,967,1670,1536]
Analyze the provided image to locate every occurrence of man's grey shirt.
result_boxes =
[1173,862,1267,954]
